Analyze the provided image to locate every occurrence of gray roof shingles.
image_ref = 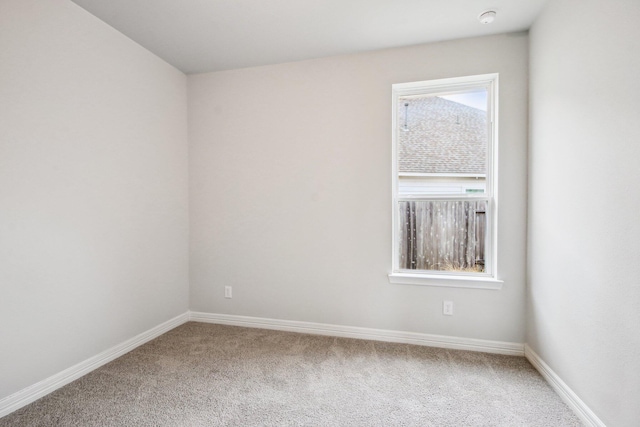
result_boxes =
[398,96,487,174]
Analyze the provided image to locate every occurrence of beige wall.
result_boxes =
[189,33,529,342]
[0,0,189,400]
[528,0,640,425]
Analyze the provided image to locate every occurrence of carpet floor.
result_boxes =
[1,322,582,426]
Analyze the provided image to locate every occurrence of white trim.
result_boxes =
[524,345,606,427]
[388,272,503,289]
[399,173,486,178]
[0,312,189,419]
[189,311,523,356]
[397,194,489,201]
[393,74,500,95]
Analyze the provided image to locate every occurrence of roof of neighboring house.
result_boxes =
[398,96,487,174]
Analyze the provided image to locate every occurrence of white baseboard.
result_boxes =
[189,311,524,356]
[0,312,189,419]
[524,344,605,427]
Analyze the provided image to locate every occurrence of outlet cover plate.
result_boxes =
[443,300,453,315]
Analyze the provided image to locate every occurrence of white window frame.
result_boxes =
[388,74,503,289]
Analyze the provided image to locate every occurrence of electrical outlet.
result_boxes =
[443,300,453,316]
[224,286,232,299]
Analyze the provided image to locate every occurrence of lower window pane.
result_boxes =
[398,200,487,273]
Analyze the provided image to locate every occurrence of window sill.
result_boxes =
[388,272,503,290]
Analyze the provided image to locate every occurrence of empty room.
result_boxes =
[1,0,638,426]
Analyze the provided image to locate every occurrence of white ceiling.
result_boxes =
[70,0,547,74]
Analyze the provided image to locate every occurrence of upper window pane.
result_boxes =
[397,89,488,196]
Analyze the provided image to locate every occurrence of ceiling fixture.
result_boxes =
[478,10,497,24]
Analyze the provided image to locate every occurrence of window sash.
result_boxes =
[397,195,490,201]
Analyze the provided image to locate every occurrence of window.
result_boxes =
[389,74,501,288]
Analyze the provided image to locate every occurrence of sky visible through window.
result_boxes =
[440,89,487,111]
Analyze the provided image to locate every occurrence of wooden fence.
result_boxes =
[398,200,486,272]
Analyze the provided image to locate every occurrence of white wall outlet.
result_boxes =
[224,286,232,299]
[443,300,453,316]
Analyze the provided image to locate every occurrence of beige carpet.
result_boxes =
[1,322,582,426]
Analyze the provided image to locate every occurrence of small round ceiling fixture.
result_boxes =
[479,10,497,24]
